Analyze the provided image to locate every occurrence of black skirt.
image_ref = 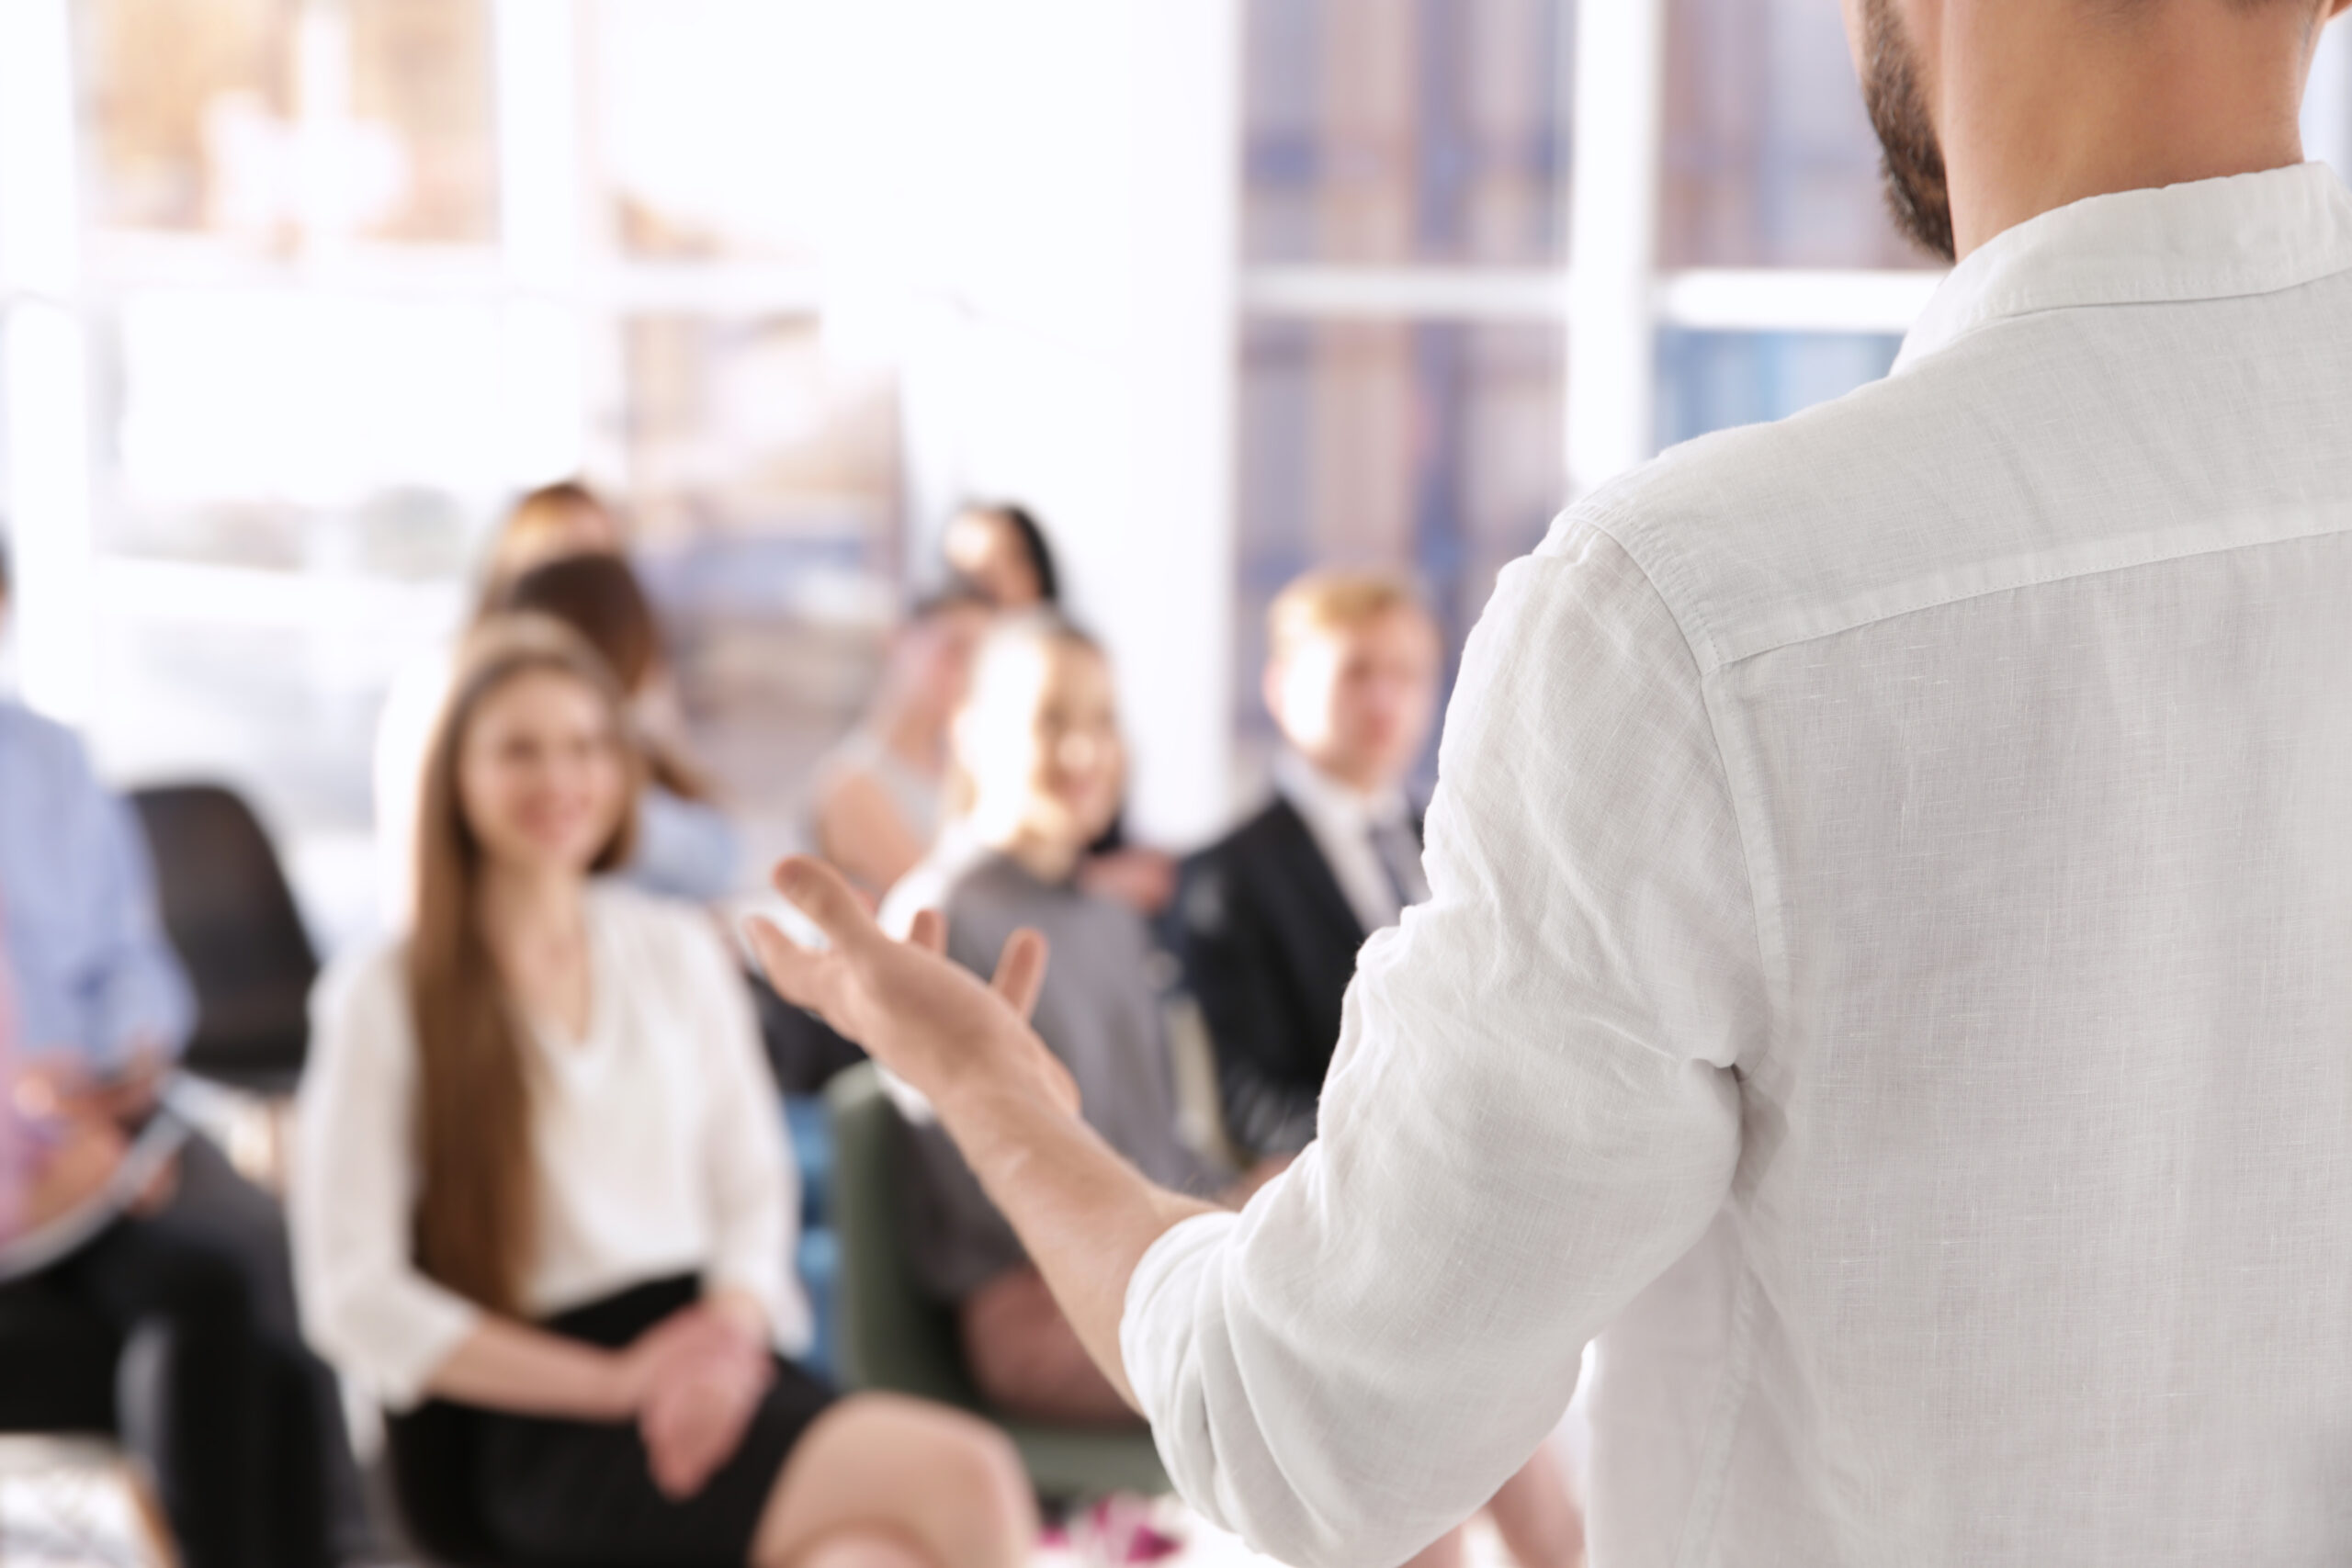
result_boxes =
[387,1276,835,1568]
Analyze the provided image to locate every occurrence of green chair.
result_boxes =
[824,1062,1170,1501]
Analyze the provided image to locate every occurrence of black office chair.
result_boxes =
[130,784,320,1096]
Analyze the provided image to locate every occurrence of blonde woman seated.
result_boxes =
[883,613,1280,1427]
[295,618,1033,1568]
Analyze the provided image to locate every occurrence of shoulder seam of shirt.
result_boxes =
[1589,500,2352,672]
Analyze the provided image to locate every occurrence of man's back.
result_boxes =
[1114,164,2352,1568]
[1582,164,2352,1562]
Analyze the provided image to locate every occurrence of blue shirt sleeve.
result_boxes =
[82,785,198,1070]
[0,705,197,1075]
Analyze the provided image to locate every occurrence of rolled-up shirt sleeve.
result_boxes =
[1119,515,1767,1567]
[291,949,481,1410]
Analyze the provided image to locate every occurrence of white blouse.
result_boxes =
[293,883,808,1409]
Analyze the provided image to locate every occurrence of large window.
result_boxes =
[3,0,906,947]
[1235,0,1571,791]
[1231,0,1940,791]
[6,0,2350,913]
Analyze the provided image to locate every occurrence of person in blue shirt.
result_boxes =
[0,539,342,1568]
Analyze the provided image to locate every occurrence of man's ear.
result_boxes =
[1261,659,1289,732]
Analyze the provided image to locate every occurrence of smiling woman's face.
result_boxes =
[960,635,1125,853]
[456,668,628,878]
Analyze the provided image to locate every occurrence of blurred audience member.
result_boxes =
[480,479,626,605]
[884,613,1269,1426]
[1172,571,1582,1567]
[942,502,1058,610]
[377,480,639,922]
[298,617,1033,1568]
[492,553,744,902]
[1175,570,1443,1158]
[810,587,994,897]
[944,502,1176,915]
[0,545,340,1568]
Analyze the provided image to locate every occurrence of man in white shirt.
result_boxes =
[751,0,2352,1562]
[1173,571,1443,1159]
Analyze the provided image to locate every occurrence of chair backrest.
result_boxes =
[130,784,318,1094]
[823,1062,986,1409]
[826,1063,1176,1500]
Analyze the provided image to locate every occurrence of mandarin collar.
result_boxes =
[1894,162,2352,375]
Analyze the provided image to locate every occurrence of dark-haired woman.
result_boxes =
[295,617,1034,1568]
[942,502,1057,609]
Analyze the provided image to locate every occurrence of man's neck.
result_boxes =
[1940,2,2320,258]
[1281,748,1404,812]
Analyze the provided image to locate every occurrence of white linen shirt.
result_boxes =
[1272,748,1419,935]
[1121,163,2352,1567]
[293,883,808,1409]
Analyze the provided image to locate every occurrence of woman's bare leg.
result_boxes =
[751,1393,1035,1568]
[794,1530,932,1568]
[1486,1440,1585,1568]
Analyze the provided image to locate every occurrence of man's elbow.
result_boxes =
[1157,1413,1453,1568]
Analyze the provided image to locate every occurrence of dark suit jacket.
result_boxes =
[1170,795,1420,1158]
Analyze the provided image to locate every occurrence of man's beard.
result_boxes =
[1860,0,1955,263]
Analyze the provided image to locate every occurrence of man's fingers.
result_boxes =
[769,856,884,951]
[989,928,1050,1023]
[742,916,831,1013]
[908,907,947,954]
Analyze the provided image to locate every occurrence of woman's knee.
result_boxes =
[792,1528,933,1568]
[755,1395,1035,1568]
[839,1397,1031,1541]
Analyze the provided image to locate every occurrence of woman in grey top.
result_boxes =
[882,613,1272,1427]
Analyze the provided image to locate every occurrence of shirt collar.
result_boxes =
[1894,162,2352,374]
[1272,750,1409,836]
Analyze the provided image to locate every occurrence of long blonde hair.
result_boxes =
[407,615,640,1314]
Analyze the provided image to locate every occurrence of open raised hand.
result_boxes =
[743,857,1079,1122]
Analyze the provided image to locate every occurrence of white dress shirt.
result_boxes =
[293,883,808,1409]
[1121,164,2352,1567]
[1272,748,1421,934]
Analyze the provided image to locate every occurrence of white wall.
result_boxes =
[881,0,1242,848]
[2306,13,2352,183]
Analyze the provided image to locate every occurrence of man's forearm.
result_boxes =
[936,1078,1216,1408]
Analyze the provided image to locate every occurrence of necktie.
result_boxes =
[1367,816,1430,915]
